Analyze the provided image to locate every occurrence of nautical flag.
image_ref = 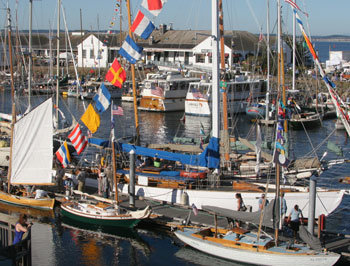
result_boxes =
[277,122,283,131]
[199,137,204,151]
[105,58,126,88]
[119,35,143,64]
[56,141,71,168]
[191,203,198,216]
[275,141,286,151]
[141,0,167,17]
[284,0,308,17]
[131,11,155,40]
[274,150,290,167]
[111,101,116,142]
[81,104,101,134]
[112,105,124,116]
[93,83,111,113]
[200,122,205,135]
[68,123,88,155]
[151,86,163,97]
[258,31,263,42]
[295,12,318,60]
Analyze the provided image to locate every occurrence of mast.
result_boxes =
[49,21,53,79]
[292,0,296,91]
[212,0,220,141]
[219,0,229,163]
[56,0,61,125]
[80,9,84,73]
[126,0,140,144]
[7,6,15,193]
[265,0,270,121]
[119,0,123,47]
[97,14,101,78]
[28,0,32,109]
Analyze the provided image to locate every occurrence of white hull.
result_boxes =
[175,229,340,266]
[118,183,347,218]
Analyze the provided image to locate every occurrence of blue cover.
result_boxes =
[88,138,110,148]
[119,137,220,169]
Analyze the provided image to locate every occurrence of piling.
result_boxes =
[308,177,316,234]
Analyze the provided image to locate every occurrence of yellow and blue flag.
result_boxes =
[55,141,71,168]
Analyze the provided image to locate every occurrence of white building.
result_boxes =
[326,50,350,70]
[77,34,109,68]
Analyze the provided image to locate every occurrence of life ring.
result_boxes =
[180,170,207,179]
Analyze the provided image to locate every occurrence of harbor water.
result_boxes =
[1,90,350,265]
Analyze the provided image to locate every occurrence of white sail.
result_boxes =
[11,98,54,185]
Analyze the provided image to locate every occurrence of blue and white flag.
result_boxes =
[119,35,143,64]
[131,11,155,40]
[93,83,111,113]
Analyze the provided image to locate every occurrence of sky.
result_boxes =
[0,0,349,36]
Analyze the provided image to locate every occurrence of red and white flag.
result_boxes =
[141,0,167,17]
[112,105,124,116]
[151,86,163,97]
[284,0,308,17]
[68,123,88,155]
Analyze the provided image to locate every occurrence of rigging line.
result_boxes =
[304,128,336,158]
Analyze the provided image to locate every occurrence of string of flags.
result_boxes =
[56,0,169,168]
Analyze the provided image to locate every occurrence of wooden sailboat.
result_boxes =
[0,8,55,210]
[174,201,340,266]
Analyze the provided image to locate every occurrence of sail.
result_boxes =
[202,199,278,229]
[11,98,54,185]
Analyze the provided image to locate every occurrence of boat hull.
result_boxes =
[0,191,55,210]
[117,183,346,218]
[175,229,340,266]
[60,203,141,228]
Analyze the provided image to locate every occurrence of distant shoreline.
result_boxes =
[313,38,350,43]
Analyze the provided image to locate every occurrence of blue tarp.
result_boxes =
[88,138,110,148]
[119,137,220,169]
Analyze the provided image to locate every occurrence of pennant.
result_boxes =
[111,101,116,142]
[275,141,285,151]
[119,35,143,64]
[141,0,167,17]
[105,58,126,88]
[258,32,263,42]
[81,104,101,134]
[284,0,309,17]
[112,105,124,116]
[68,123,88,155]
[277,131,285,142]
[274,150,290,167]
[277,122,283,131]
[93,83,111,113]
[131,11,155,40]
[55,141,71,168]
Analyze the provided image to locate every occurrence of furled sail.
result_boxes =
[10,98,54,185]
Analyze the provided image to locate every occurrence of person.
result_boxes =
[287,204,303,242]
[13,214,32,245]
[56,164,65,193]
[258,194,269,210]
[280,192,288,229]
[101,172,109,198]
[234,193,246,227]
[135,156,144,169]
[97,165,103,196]
[63,176,73,197]
[76,168,87,192]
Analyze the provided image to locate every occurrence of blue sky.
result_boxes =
[1,0,349,36]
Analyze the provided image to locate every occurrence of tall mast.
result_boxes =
[97,14,101,78]
[212,0,220,141]
[28,0,33,109]
[292,0,296,91]
[56,0,60,125]
[265,0,270,121]
[80,9,84,73]
[126,0,140,144]
[7,6,15,193]
[49,21,53,79]
[219,0,229,163]
[119,0,123,47]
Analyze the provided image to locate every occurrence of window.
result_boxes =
[195,54,205,63]
[82,49,86,59]
[90,50,94,59]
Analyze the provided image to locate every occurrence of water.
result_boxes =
[1,90,350,265]
[314,41,350,63]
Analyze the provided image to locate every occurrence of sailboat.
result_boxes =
[174,200,340,265]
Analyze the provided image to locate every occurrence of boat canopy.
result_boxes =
[119,137,220,169]
[202,199,279,229]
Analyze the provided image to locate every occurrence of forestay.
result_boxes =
[11,98,54,185]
